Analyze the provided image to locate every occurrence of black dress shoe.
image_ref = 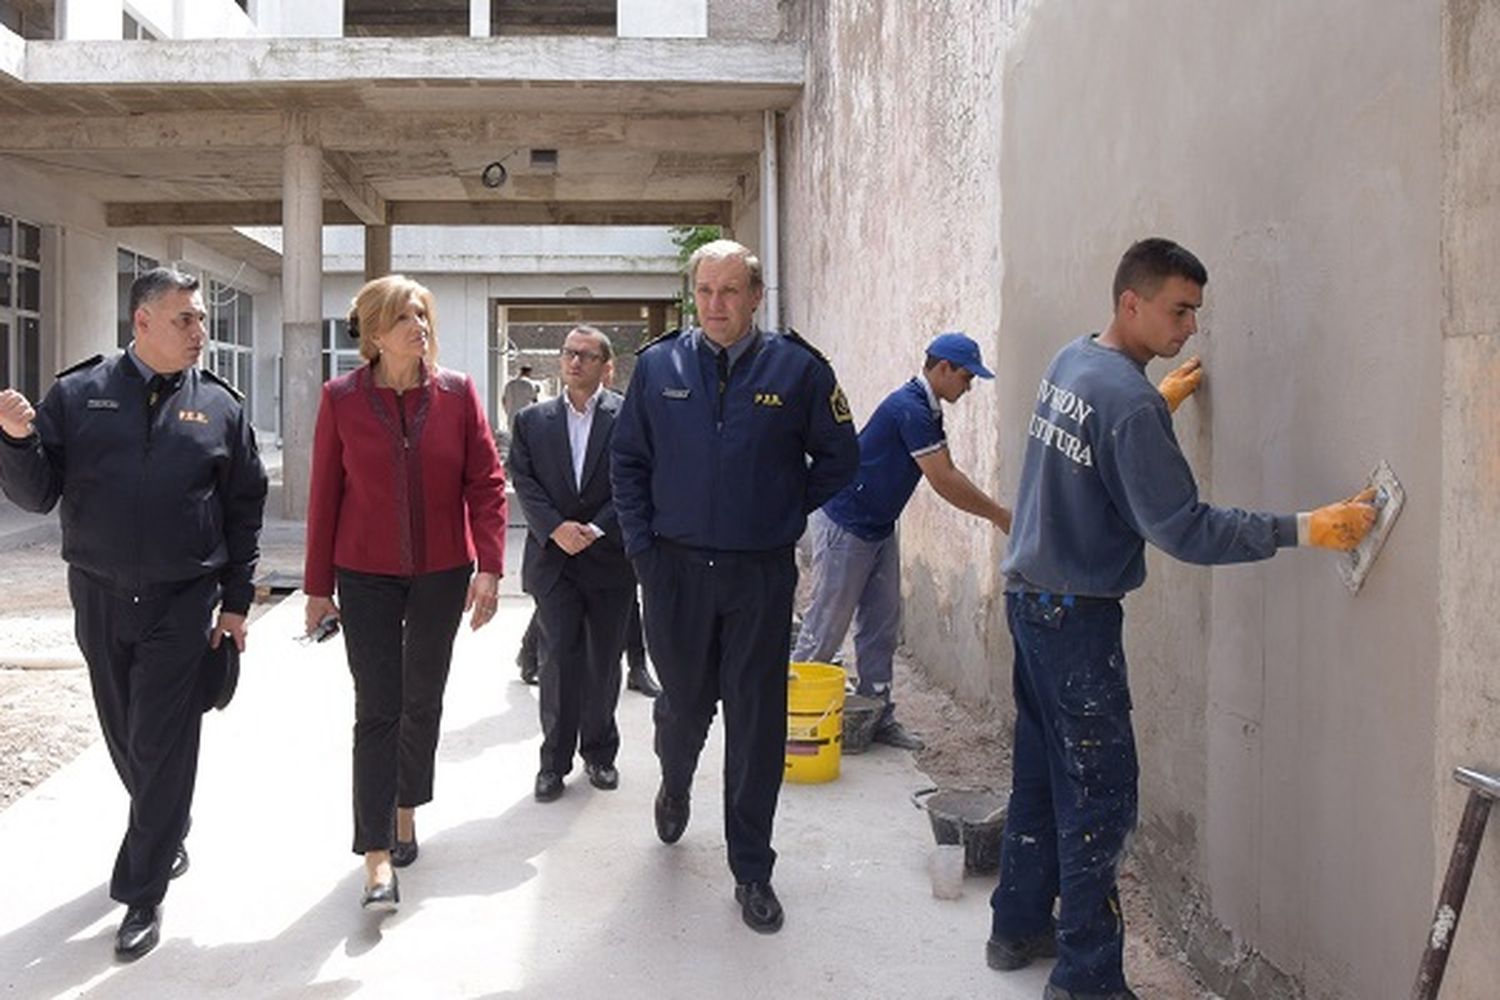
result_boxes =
[986,930,1058,970]
[625,665,662,698]
[361,873,400,912]
[114,905,160,961]
[734,881,784,934]
[585,762,619,790]
[519,660,539,685]
[654,783,690,843]
[169,842,189,880]
[534,770,564,802]
[391,838,419,868]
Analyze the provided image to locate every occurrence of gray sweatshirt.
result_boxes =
[1002,335,1297,597]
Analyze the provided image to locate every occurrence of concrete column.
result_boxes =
[469,0,487,36]
[759,109,780,332]
[280,116,323,519]
[363,225,391,281]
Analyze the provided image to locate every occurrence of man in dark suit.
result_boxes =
[508,326,637,801]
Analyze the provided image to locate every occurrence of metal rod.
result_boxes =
[1411,783,1495,999]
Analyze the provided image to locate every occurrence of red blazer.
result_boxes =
[304,363,507,597]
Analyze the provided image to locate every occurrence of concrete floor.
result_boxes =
[0,526,1053,999]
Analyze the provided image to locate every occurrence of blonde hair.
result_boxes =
[686,239,762,290]
[349,274,439,364]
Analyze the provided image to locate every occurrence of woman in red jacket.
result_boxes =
[303,275,507,911]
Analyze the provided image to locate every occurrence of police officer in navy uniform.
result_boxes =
[611,239,859,933]
[0,268,267,961]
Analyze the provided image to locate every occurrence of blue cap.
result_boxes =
[926,332,994,379]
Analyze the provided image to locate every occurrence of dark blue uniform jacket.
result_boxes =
[610,327,858,556]
[0,353,267,612]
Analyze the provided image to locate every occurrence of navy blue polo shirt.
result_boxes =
[821,376,946,541]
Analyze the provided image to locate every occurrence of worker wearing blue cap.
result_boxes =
[793,331,1012,749]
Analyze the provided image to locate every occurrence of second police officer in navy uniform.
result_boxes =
[611,239,859,933]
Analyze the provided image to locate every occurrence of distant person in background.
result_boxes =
[304,274,507,914]
[501,364,542,432]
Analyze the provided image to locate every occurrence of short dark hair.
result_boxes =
[922,354,942,372]
[1112,238,1207,308]
[569,325,614,362]
[130,267,200,317]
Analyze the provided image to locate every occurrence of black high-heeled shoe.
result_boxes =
[391,838,419,868]
[360,872,400,912]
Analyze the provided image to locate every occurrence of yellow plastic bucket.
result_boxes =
[785,662,845,784]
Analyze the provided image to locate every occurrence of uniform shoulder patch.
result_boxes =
[782,328,832,366]
[199,366,245,402]
[635,327,683,355]
[55,354,104,379]
[830,384,853,424]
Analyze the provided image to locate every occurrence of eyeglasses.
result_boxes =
[560,347,606,363]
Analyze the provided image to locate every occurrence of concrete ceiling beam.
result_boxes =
[21,37,804,91]
[104,199,730,227]
[105,201,362,227]
[0,110,762,153]
[323,150,388,226]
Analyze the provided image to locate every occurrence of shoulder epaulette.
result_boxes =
[199,366,245,402]
[55,354,104,379]
[782,328,832,366]
[635,327,683,355]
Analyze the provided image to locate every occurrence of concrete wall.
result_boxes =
[1435,1,1500,995]
[709,0,780,40]
[780,0,1008,705]
[781,0,1449,996]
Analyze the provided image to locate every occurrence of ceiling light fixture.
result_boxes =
[481,161,508,189]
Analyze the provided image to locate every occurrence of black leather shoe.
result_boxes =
[654,783,690,843]
[361,873,400,912]
[519,660,539,685]
[585,762,619,791]
[625,665,661,698]
[734,881,784,934]
[391,838,419,868]
[1042,984,1138,1000]
[534,770,564,802]
[169,842,189,880]
[986,930,1058,971]
[114,905,160,961]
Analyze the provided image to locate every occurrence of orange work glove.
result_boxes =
[1156,357,1203,413]
[1299,487,1378,550]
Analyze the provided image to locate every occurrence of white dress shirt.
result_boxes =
[565,386,606,537]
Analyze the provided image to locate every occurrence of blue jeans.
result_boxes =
[792,510,901,715]
[990,593,1139,994]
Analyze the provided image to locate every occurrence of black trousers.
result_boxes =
[533,575,634,774]
[637,542,796,884]
[337,564,470,854]
[69,568,217,907]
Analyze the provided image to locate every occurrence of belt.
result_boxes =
[653,537,794,562]
[72,566,210,602]
[1011,590,1120,608]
